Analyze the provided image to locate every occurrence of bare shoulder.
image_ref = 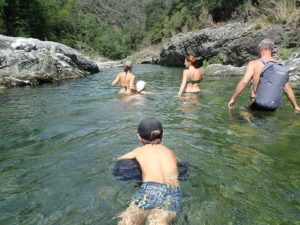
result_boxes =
[248,59,262,67]
[183,69,189,74]
[182,69,189,77]
[133,146,143,153]
[161,145,177,156]
[117,72,124,77]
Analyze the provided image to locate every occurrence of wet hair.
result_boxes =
[124,66,132,73]
[185,55,198,66]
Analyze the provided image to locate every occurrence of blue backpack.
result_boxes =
[255,60,289,109]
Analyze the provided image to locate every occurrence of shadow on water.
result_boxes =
[0,65,300,225]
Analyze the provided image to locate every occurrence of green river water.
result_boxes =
[0,65,299,225]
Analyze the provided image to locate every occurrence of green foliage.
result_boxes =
[279,48,297,60]
[0,0,297,59]
[203,54,223,67]
[144,0,168,44]
[255,23,262,30]
[257,0,300,24]
[166,10,185,31]
[0,0,49,38]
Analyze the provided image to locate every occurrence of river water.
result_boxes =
[0,65,299,225]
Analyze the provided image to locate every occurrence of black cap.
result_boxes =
[138,118,163,141]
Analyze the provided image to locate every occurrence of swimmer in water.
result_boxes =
[117,118,181,225]
[112,60,136,94]
[178,55,203,96]
[134,80,151,95]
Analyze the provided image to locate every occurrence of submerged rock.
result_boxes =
[202,64,245,77]
[0,35,99,87]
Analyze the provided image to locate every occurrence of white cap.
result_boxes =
[136,80,146,92]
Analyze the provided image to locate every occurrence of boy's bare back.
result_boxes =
[132,144,178,186]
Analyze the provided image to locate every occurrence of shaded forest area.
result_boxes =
[0,0,299,59]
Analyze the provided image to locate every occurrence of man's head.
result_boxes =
[258,39,275,51]
[138,118,163,144]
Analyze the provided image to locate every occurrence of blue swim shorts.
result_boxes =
[132,181,182,212]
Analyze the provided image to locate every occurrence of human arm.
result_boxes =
[284,83,300,112]
[199,69,203,81]
[112,74,121,86]
[129,75,136,91]
[118,148,139,160]
[228,62,254,108]
[178,71,188,96]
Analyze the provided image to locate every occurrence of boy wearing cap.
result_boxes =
[228,38,300,112]
[117,118,181,225]
[112,60,136,94]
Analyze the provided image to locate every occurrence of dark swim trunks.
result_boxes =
[249,102,277,111]
[132,182,182,212]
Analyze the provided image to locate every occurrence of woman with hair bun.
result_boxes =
[178,55,202,96]
[112,60,136,94]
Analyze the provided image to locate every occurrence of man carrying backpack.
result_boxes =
[228,39,300,112]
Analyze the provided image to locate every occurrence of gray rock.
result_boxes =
[283,52,300,81]
[201,55,300,81]
[129,45,162,64]
[0,35,99,87]
[160,22,300,67]
[202,64,245,77]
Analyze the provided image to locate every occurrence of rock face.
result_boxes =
[284,52,300,81]
[0,35,99,87]
[129,45,161,65]
[160,22,300,67]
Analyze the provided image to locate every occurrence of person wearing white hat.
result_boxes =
[112,60,136,94]
[136,80,147,94]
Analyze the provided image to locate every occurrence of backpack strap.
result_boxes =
[259,60,279,77]
[260,59,266,65]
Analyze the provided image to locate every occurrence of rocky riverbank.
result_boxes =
[0,35,100,87]
[157,22,300,80]
[1,21,299,88]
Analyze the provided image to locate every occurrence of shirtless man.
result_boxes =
[228,39,300,112]
[112,60,136,94]
[178,55,203,96]
[117,118,181,225]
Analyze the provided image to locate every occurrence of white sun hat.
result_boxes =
[136,80,146,92]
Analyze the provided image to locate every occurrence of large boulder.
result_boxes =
[283,52,300,81]
[160,22,300,67]
[0,35,99,87]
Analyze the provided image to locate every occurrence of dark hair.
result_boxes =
[124,66,132,73]
[185,55,198,66]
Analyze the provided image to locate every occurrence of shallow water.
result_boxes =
[0,65,299,225]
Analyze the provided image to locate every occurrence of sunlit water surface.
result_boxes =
[1,65,300,225]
